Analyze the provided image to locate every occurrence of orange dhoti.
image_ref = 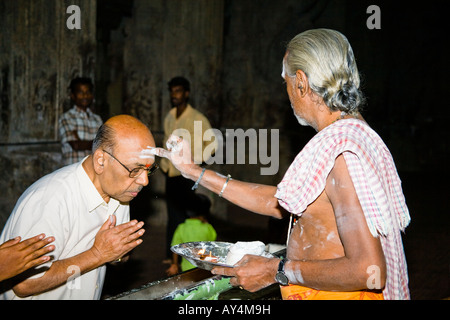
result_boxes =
[280,284,384,300]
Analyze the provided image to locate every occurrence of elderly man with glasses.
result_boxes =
[0,115,157,300]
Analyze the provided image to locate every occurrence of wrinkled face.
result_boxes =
[71,84,94,110]
[169,85,189,107]
[99,134,156,203]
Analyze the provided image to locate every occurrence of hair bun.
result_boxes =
[329,82,365,115]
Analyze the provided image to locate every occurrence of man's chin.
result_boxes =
[295,114,309,126]
[115,193,138,203]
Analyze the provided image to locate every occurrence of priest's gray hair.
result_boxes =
[283,28,365,115]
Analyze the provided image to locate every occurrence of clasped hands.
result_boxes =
[90,215,145,265]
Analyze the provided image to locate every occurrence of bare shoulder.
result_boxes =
[324,153,361,214]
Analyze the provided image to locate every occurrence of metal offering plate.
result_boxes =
[171,241,273,271]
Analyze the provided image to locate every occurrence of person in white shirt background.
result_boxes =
[0,115,157,300]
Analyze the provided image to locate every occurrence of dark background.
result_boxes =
[0,0,448,299]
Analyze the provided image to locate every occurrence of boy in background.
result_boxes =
[166,194,217,275]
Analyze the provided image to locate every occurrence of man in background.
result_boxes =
[59,77,103,165]
[160,76,217,262]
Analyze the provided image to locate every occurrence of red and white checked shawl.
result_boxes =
[276,119,411,300]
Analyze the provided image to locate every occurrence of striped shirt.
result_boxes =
[275,119,411,300]
[58,106,103,165]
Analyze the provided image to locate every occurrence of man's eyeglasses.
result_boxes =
[103,149,159,178]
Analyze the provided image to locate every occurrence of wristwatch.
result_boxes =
[275,258,289,286]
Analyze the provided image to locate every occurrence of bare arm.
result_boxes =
[154,136,285,218]
[13,216,144,297]
[67,131,93,151]
[188,166,283,218]
[282,155,386,291]
[213,154,386,292]
[166,252,180,276]
[68,140,93,151]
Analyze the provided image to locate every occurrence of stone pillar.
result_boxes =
[0,0,97,229]
[0,0,97,144]
[123,0,225,132]
[121,0,225,224]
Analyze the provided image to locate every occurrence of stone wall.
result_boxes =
[0,144,62,229]
[0,0,97,144]
[0,0,97,229]
[1,1,448,230]
[122,0,225,131]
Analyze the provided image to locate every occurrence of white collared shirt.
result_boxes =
[0,158,129,300]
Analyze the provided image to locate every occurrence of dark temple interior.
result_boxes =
[0,0,448,300]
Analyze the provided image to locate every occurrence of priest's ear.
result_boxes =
[295,69,309,97]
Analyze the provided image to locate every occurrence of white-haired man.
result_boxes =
[156,29,410,300]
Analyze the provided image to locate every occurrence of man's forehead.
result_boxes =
[170,85,186,92]
[114,139,155,162]
[114,148,155,166]
[74,83,92,92]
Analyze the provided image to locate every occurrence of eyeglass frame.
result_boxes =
[102,149,159,178]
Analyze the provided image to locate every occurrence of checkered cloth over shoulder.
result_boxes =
[59,106,103,165]
[275,119,411,300]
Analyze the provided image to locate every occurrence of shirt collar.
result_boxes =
[76,158,121,214]
[170,104,193,119]
[72,105,94,116]
[185,218,202,225]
